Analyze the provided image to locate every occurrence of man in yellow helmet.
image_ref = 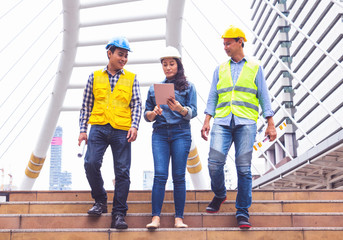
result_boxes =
[78,36,142,229]
[201,26,277,229]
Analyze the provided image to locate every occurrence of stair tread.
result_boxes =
[1,227,343,240]
[1,212,343,217]
[1,190,343,236]
[3,199,343,204]
[3,189,343,202]
[1,227,343,232]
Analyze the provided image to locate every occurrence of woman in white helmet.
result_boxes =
[144,46,197,229]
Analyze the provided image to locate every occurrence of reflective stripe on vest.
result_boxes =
[88,69,135,131]
[215,59,260,122]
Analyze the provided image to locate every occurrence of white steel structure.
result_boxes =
[250,0,343,189]
[18,0,189,190]
[0,0,342,190]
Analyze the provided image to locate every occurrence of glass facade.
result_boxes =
[49,126,72,190]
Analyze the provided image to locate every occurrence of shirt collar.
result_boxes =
[163,77,175,84]
[103,66,124,76]
[229,56,248,64]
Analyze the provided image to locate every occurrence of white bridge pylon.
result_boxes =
[21,0,208,190]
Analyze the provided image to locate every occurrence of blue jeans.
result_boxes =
[84,124,131,216]
[208,123,256,219]
[151,124,192,219]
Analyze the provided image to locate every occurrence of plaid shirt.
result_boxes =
[79,67,142,133]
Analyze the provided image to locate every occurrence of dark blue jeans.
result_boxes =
[151,124,192,218]
[208,123,256,219]
[84,124,131,216]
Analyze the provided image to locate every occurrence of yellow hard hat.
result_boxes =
[222,26,247,42]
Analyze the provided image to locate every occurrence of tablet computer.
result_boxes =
[154,83,175,105]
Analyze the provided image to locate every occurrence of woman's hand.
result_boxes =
[167,97,183,112]
[153,105,163,115]
[167,97,187,116]
[147,105,163,122]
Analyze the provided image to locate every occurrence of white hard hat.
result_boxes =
[160,46,181,61]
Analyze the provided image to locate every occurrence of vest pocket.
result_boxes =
[113,107,131,128]
[89,109,105,123]
[114,85,131,105]
[94,84,108,100]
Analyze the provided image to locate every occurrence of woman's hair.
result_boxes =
[163,58,189,91]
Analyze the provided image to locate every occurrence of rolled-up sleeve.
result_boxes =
[204,66,219,117]
[79,73,94,133]
[130,75,142,129]
[144,85,155,122]
[256,66,274,118]
[183,82,197,120]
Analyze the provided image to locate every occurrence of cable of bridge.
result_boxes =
[0,54,60,132]
[0,0,25,21]
[0,72,56,148]
[0,0,55,55]
[0,95,51,161]
[0,13,61,84]
[0,34,61,109]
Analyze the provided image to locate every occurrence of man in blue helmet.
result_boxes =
[78,36,142,229]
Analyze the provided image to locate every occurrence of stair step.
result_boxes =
[1,227,343,240]
[4,190,343,202]
[1,213,343,229]
[1,200,343,214]
[1,190,342,239]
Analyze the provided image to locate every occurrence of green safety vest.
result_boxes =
[215,59,260,122]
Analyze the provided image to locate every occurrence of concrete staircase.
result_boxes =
[0,190,343,239]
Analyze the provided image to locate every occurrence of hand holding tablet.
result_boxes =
[154,83,175,105]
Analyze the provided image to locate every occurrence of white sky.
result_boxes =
[0,0,263,190]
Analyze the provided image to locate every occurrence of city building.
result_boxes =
[49,126,72,190]
[250,0,343,189]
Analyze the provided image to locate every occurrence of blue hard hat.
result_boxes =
[105,36,131,52]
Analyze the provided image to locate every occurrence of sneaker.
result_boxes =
[206,196,227,213]
[111,215,128,229]
[87,202,108,216]
[237,216,251,229]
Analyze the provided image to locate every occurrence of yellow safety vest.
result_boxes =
[215,59,260,122]
[88,69,135,131]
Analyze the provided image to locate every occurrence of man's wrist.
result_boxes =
[266,116,275,126]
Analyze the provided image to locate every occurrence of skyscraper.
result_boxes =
[49,126,72,190]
